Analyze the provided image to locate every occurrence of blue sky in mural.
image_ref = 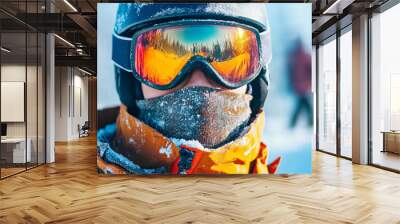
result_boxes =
[264,4,312,174]
[175,26,218,45]
[165,25,246,49]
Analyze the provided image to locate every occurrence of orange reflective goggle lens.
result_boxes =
[134,24,260,87]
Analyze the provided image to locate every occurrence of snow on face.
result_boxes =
[159,144,173,158]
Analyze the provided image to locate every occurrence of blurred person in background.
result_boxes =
[288,39,312,128]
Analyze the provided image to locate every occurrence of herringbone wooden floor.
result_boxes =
[1,135,400,224]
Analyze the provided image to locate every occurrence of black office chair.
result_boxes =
[78,121,90,138]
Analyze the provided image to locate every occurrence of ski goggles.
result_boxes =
[112,20,271,90]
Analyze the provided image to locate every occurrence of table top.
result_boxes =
[1,138,27,143]
[381,131,400,134]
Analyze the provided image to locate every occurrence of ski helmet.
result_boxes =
[112,3,272,114]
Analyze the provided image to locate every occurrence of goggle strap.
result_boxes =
[259,30,272,65]
[112,32,133,72]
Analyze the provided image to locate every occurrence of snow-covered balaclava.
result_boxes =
[136,86,252,148]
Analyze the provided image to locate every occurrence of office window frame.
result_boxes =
[315,24,353,160]
[316,34,338,155]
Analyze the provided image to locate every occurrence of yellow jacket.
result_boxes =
[97,106,280,174]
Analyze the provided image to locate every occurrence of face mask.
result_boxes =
[136,86,252,148]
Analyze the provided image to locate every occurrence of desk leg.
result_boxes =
[382,133,386,153]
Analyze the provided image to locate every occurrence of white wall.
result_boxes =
[54,67,89,141]
[72,73,89,138]
[55,67,69,141]
[1,65,26,139]
[1,63,46,163]
[1,65,39,138]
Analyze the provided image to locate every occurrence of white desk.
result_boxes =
[1,138,31,163]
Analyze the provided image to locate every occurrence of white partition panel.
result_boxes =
[1,82,25,122]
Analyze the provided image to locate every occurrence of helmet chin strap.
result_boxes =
[115,66,144,117]
[249,68,269,115]
[246,83,252,95]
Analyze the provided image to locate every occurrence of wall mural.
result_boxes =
[97,3,312,175]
